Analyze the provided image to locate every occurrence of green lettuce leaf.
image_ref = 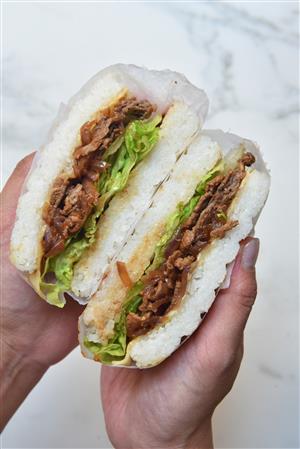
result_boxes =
[84,281,144,364]
[40,115,162,305]
[195,160,224,196]
[96,114,162,213]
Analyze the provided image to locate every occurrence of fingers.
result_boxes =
[195,238,259,372]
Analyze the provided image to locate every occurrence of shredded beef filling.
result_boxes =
[126,152,255,339]
[42,97,154,258]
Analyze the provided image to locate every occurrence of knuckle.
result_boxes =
[235,278,257,311]
[220,349,238,373]
[210,347,238,376]
[216,341,244,377]
[238,287,257,310]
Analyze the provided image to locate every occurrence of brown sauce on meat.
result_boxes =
[126,153,255,339]
[42,97,154,259]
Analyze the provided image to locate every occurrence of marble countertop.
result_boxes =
[2,2,299,448]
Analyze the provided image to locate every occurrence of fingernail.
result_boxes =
[241,238,260,270]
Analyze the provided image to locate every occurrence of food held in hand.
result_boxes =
[10,64,270,367]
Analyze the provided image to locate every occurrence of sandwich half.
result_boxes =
[79,130,270,368]
[10,64,208,307]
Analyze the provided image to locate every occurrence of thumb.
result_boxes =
[1,153,35,235]
[198,238,259,359]
[2,152,35,204]
[220,237,259,332]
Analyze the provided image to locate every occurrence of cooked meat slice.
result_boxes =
[126,312,158,340]
[179,229,195,250]
[174,255,195,271]
[43,180,99,258]
[205,174,224,194]
[114,97,154,120]
[139,279,171,314]
[74,117,117,160]
[210,220,238,239]
[240,152,255,167]
[42,228,65,259]
[172,269,189,306]
[147,296,171,313]
[86,157,109,183]
[164,230,182,258]
[73,154,91,179]
[182,188,216,231]
[73,151,108,180]
[48,178,68,209]
[62,184,84,215]
[80,120,96,146]
[82,178,99,205]
[144,269,166,283]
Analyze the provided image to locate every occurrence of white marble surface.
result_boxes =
[2,2,299,448]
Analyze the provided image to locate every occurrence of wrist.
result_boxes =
[0,337,48,430]
[131,418,213,449]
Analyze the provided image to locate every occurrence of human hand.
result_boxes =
[0,154,83,429]
[101,238,259,449]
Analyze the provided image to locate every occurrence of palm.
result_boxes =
[2,238,83,368]
[3,268,82,367]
